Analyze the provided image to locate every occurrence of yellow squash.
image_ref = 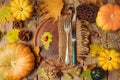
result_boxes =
[0,43,35,80]
[10,0,33,21]
[98,49,120,71]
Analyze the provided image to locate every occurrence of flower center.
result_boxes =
[108,57,112,61]
[19,7,23,11]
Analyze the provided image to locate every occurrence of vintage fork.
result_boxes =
[64,16,71,65]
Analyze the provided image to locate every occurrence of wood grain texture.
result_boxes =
[33,19,59,58]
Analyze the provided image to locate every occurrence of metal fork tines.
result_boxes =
[64,16,71,65]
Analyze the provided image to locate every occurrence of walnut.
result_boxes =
[18,30,32,42]
[13,20,23,29]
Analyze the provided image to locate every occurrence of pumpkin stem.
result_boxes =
[11,61,16,68]
[19,8,23,11]
[110,14,115,18]
[108,57,112,61]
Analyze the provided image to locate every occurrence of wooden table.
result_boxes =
[0,0,120,80]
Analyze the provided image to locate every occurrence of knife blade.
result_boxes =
[72,4,77,66]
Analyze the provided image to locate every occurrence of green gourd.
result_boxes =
[91,67,105,80]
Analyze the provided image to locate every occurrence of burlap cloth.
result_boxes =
[58,16,90,66]
[58,16,72,65]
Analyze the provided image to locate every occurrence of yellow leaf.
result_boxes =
[0,6,14,25]
[38,67,50,80]
[90,44,105,57]
[6,29,19,43]
[38,0,64,22]
[33,46,40,56]
[65,73,73,79]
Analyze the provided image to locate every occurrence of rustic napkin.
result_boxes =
[76,20,90,65]
[58,16,72,65]
[58,16,90,66]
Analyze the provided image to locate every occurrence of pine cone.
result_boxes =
[77,3,99,23]
[13,20,23,29]
[18,30,32,42]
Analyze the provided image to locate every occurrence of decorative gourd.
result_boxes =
[10,0,33,21]
[91,67,105,80]
[96,3,120,31]
[98,49,120,71]
[0,43,35,80]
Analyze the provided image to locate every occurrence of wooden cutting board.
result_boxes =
[33,19,59,58]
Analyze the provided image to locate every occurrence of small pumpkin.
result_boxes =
[91,67,105,80]
[10,0,33,21]
[98,49,120,71]
[96,3,120,31]
[0,43,35,80]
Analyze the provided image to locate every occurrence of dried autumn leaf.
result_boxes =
[118,71,120,77]
[90,44,104,57]
[6,29,19,43]
[0,6,14,25]
[33,46,40,56]
[83,64,97,71]
[64,73,73,79]
[80,70,92,80]
[71,70,78,76]
[38,67,50,80]
[38,0,64,22]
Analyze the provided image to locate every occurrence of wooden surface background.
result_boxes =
[0,0,120,80]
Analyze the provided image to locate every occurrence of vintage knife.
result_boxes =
[72,6,77,66]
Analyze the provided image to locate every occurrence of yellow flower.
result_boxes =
[41,32,52,50]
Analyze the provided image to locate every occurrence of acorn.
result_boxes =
[76,67,83,74]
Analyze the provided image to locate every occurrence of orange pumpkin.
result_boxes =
[96,3,120,31]
[0,43,35,80]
